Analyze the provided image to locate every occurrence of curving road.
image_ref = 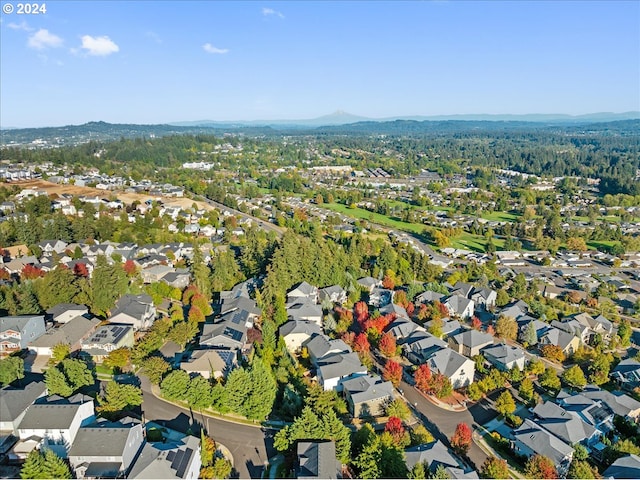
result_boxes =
[139,375,274,479]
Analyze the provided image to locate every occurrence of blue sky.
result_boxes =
[1,0,638,127]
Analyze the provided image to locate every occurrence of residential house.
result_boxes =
[179,349,237,380]
[109,294,156,331]
[37,240,68,254]
[342,374,394,418]
[80,324,134,363]
[532,401,600,448]
[161,271,191,290]
[415,290,444,305]
[16,394,95,458]
[448,330,493,358]
[551,319,591,346]
[603,454,640,479]
[450,282,475,299]
[405,440,478,479]
[199,320,248,352]
[305,335,351,366]
[512,419,573,477]
[481,343,526,372]
[426,348,475,389]
[578,385,640,421]
[296,441,341,479]
[0,381,47,453]
[612,359,640,391]
[280,321,323,353]
[287,301,323,326]
[141,264,174,283]
[29,315,100,356]
[317,352,367,391]
[357,277,381,294]
[403,330,448,365]
[442,295,474,319]
[539,327,581,356]
[128,433,201,479]
[287,282,319,305]
[46,303,89,324]
[424,319,461,338]
[470,287,497,311]
[499,300,529,320]
[68,418,145,479]
[369,287,393,308]
[556,391,615,433]
[386,318,420,343]
[570,313,614,344]
[318,285,348,305]
[0,315,47,356]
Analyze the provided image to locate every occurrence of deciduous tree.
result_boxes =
[450,423,472,455]
[480,456,510,479]
[383,359,402,387]
[524,454,558,479]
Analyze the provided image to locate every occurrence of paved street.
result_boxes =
[400,379,498,470]
[139,375,274,479]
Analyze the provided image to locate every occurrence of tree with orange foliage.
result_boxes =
[414,364,432,392]
[450,423,472,455]
[406,302,415,316]
[353,333,370,354]
[364,313,394,335]
[383,359,402,387]
[354,301,369,325]
[524,455,558,479]
[182,285,200,305]
[73,263,89,277]
[435,300,449,318]
[379,332,397,357]
[471,316,482,330]
[394,290,409,308]
[486,325,495,336]
[385,416,406,444]
[382,275,395,290]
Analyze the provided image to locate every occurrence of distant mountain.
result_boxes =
[171,111,640,128]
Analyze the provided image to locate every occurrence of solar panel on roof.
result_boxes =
[175,448,193,478]
[222,327,243,341]
[166,451,175,462]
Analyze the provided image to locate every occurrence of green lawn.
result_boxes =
[481,211,521,222]
[323,203,425,234]
[451,233,506,252]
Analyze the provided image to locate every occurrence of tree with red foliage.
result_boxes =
[21,264,45,280]
[435,300,449,318]
[385,416,406,444]
[73,263,89,277]
[341,331,355,347]
[353,333,370,354]
[450,423,472,455]
[354,301,369,325]
[471,316,482,330]
[524,455,558,479]
[383,359,403,387]
[123,260,137,277]
[486,325,496,336]
[417,303,429,322]
[382,275,395,290]
[379,332,397,357]
[406,302,415,316]
[182,285,200,305]
[414,364,432,392]
[187,305,205,323]
[394,290,409,308]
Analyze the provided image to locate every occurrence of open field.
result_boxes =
[324,202,426,234]
[2,180,216,212]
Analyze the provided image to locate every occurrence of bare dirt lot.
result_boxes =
[3,180,215,212]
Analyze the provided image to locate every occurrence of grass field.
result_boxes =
[324,203,425,234]
[481,211,520,222]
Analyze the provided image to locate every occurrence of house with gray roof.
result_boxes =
[442,294,474,319]
[357,276,381,293]
[403,330,448,365]
[551,319,591,346]
[556,392,615,433]
[603,454,640,479]
[386,317,420,342]
[532,401,600,448]
[612,359,640,391]
[219,296,261,318]
[305,335,351,366]
[512,419,573,476]
[287,281,319,305]
[180,349,237,380]
[448,329,493,358]
[0,381,47,453]
[379,302,410,320]
[538,327,581,356]
[0,315,46,355]
[141,264,174,283]
[317,352,367,392]
[481,343,526,372]
[415,290,444,305]
[405,440,478,479]
[69,417,145,479]
[342,374,394,418]
[369,287,393,308]
[426,348,475,389]
[199,318,248,352]
[128,433,201,479]
[46,303,89,324]
[161,271,191,289]
[80,324,134,363]
[29,315,100,356]
[280,321,323,353]
[296,441,341,479]
[450,282,475,299]
[109,294,156,331]
[287,300,323,326]
[318,285,347,305]
[578,385,640,421]
[470,287,497,311]
[17,394,95,458]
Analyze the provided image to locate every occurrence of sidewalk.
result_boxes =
[414,387,468,412]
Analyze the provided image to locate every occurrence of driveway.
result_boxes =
[139,375,274,479]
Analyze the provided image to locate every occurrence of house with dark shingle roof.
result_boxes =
[442,294,474,319]
[612,359,640,391]
[426,348,475,389]
[512,419,573,476]
[405,440,478,479]
[296,441,341,479]
[80,324,134,363]
[342,374,394,418]
[0,381,47,453]
[317,352,367,392]
[128,433,201,479]
[109,294,156,331]
[0,315,46,355]
[29,315,100,356]
[577,385,640,421]
[280,321,323,353]
[481,343,526,372]
[448,329,493,358]
[68,417,145,479]
[179,349,237,380]
[603,453,640,479]
[532,401,600,448]
[287,281,319,305]
[46,303,89,324]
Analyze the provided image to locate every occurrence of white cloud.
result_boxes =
[262,7,284,18]
[79,35,119,56]
[27,29,63,50]
[8,21,33,31]
[202,43,229,54]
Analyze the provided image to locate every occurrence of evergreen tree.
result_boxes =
[191,246,212,299]
[91,255,127,316]
[522,321,538,346]
[98,381,143,414]
[42,449,72,478]
[45,367,73,397]
[60,358,94,391]
[187,375,213,409]
[20,450,45,479]
[160,370,190,400]
[0,356,24,386]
